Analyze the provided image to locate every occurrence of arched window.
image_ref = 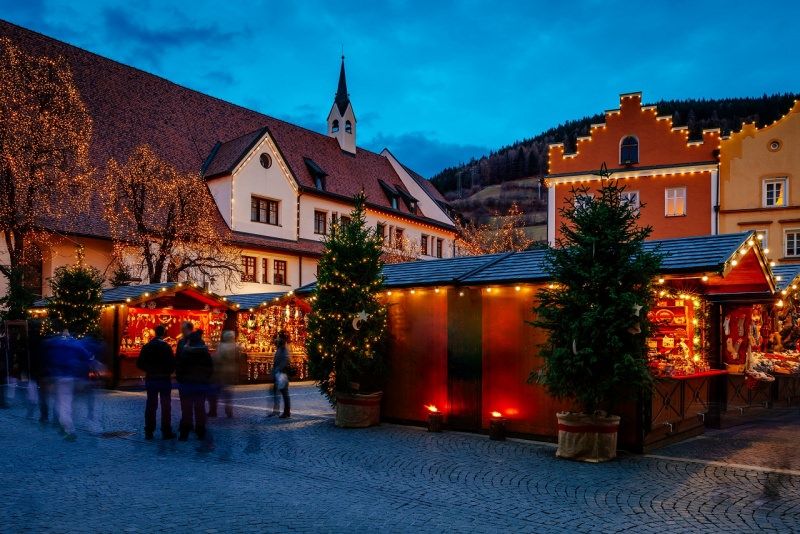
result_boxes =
[331,120,339,133]
[620,136,639,164]
[345,121,352,134]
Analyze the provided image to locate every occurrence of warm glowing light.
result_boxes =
[434,287,440,293]
[387,291,392,296]
[490,411,503,418]
[658,278,665,284]
[764,248,770,254]
[515,286,521,291]
[425,405,439,413]
[731,260,738,266]
[777,299,784,307]
[701,276,708,282]
[770,261,776,267]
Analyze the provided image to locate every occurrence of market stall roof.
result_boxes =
[224,292,289,310]
[771,264,800,292]
[97,282,236,308]
[295,231,775,293]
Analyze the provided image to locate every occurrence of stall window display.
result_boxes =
[647,297,709,377]
[120,306,226,357]
[735,302,800,388]
[237,297,310,382]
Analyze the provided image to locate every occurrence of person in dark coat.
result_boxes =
[176,321,193,359]
[175,329,213,441]
[136,324,176,440]
[268,331,290,419]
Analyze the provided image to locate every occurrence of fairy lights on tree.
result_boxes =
[101,145,241,289]
[306,191,390,406]
[0,38,92,318]
[455,202,536,256]
[43,246,103,337]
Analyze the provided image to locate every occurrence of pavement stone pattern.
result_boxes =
[1,382,799,533]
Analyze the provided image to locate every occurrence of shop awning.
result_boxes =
[772,264,800,292]
[98,282,235,309]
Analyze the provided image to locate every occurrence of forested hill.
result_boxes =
[431,93,798,197]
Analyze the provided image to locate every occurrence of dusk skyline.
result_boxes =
[2,0,799,177]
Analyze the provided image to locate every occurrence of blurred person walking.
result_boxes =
[136,324,176,440]
[208,330,239,418]
[176,321,193,359]
[175,330,213,442]
[268,331,290,419]
[46,329,92,442]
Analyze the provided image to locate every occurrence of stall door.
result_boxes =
[447,289,482,430]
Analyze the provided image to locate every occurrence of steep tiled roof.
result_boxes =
[771,264,800,291]
[224,292,288,309]
[203,128,267,178]
[0,20,450,246]
[642,231,752,273]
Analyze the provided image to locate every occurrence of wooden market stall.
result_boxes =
[94,283,236,386]
[379,231,780,453]
[225,292,311,383]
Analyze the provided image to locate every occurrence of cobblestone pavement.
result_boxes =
[1,382,798,533]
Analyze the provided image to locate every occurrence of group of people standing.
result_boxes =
[136,322,291,446]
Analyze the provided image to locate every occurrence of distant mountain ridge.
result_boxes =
[431,93,798,198]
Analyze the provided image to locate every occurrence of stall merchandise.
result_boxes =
[236,297,310,382]
[119,307,226,358]
[647,297,709,377]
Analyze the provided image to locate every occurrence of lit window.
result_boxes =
[274,260,287,285]
[314,210,327,235]
[421,235,429,256]
[262,258,269,284]
[786,230,800,258]
[665,187,686,217]
[764,178,788,208]
[242,256,257,283]
[395,228,404,243]
[436,239,444,258]
[620,136,639,164]
[345,121,352,134]
[332,120,339,133]
[376,223,386,242]
[251,197,279,225]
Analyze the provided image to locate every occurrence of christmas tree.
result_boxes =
[306,191,389,406]
[532,164,663,414]
[44,246,103,337]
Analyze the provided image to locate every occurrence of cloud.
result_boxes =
[364,131,490,178]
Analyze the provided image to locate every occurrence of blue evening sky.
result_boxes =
[2,0,798,177]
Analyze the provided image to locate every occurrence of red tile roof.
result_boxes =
[0,20,452,248]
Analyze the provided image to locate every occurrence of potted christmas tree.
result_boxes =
[531,165,662,462]
[305,191,390,427]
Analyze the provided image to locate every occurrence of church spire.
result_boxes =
[327,55,356,154]
[334,56,350,116]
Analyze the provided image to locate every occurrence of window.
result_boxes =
[314,210,327,235]
[251,197,279,225]
[436,239,444,258]
[764,178,788,208]
[574,194,594,210]
[620,136,639,164]
[390,196,398,209]
[376,223,386,242]
[421,235,429,256]
[665,187,686,217]
[340,215,351,227]
[262,258,269,284]
[332,120,339,133]
[786,230,800,258]
[345,121,352,134]
[395,227,404,243]
[315,176,325,190]
[621,191,640,213]
[242,256,257,283]
[274,260,287,285]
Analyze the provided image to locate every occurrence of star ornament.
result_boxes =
[632,304,643,317]
[357,310,370,322]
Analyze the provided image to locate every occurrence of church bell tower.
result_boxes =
[327,56,356,154]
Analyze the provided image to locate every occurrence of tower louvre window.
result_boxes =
[345,120,352,134]
[331,120,339,133]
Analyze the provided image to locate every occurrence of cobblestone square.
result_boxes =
[1,383,798,533]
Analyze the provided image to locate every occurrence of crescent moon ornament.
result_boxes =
[352,309,370,331]
[352,317,362,331]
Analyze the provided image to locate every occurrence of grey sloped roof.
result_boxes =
[642,231,753,273]
[771,264,800,291]
[99,283,179,303]
[224,292,288,309]
[382,253,509,288]
[459,249,549,285]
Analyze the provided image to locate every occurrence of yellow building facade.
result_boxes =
[719,100,800,265]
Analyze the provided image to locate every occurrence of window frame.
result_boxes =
[620,136,639,165]
[621,190,640,213]
[785,229,800,258]
[376,223,386,243]
[763,177,788,208]
[273,259,287,285]
[251,196,280,226]
[261,258,269,284]
[242,256,257,283]
[665,187,687,217]
[314,210,328,235]
[420,234,429,256]
[436,238,444,258]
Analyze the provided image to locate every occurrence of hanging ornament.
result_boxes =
[352,309,370,331]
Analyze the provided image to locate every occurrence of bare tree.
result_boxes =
[101,145,241,289]
[0,38,92,316]
[455,202,535,256]
[381,236,422,264]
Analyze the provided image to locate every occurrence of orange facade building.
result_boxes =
[546,92,721,244]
